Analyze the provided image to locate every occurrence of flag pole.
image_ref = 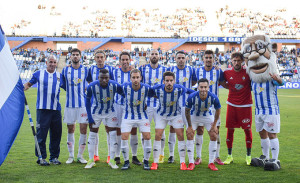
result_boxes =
[24,97,47,165]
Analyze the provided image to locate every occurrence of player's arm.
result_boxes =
[85,85,95,124]
[185,96,194,136]
[219,80,228,89]
[270,73,285,86]
[191,68,197,86]
[116,82,125,97]
[24,82,33,91]
[210,97,221,133]
[24,71,38,91]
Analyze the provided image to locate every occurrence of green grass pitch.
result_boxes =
[0,89,299,183]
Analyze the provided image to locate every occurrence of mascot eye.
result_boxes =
[245,45,252,53]
[256,42,264,50]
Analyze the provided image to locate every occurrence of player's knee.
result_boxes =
[268,133,277,139]
[131,127,137,135]
[197,127,204,135]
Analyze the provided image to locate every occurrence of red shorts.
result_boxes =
[226,104,252,129]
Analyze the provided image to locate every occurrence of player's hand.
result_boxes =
[186,126,194,136]
[269,73,281,82]
[209,124,218,134]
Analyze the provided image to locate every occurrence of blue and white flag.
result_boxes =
[0,26,25,166]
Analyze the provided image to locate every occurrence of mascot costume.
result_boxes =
[241,35,284,171]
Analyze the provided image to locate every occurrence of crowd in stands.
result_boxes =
[61,9,117,37]
[121,8,207,37]
[216,7,300,37]
[7,5,299,38]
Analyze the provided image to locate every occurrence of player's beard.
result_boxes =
[166,84,173,91]
[246,52,278,83]
[150,57,158,65]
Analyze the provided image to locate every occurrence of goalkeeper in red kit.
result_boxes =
[223,52,253,165]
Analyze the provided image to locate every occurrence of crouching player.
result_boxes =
[185,78,221,171]
[85,69,124,169]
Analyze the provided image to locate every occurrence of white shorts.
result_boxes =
[168,107,188,127]
[191,115,214,131]
[63,107,88,124]
[255,114,280,133]
[91,112,118,128]
[121,118,150,133]
[146,106,157,124]
[114,103,123,128]
[155,114,184,129]
[211,108,221,126]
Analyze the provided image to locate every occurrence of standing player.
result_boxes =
[113,51,141,165]
[185,78,222,171]
[194,50,226,165]
[120,69,155,170]
[61,48,89,164]
[85,69,123,169]
[223,52,253,165]
[150,71,192,170]
[87,50,115,163]
[24,55,62,165]
[139,49,167,162]
[168,51,197,163]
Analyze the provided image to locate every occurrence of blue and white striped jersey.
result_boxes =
[112,68,131,105]
[168,65,197,89]
[29,69,62,110]
[252,80,280,115]
[87,65,115,82]
[86,80,123,121]
[195,66,224,96]
[152,84,186,117]
[122,82,155,120]
[186,91,221,116]
[139,64,167,107]
[61,65,88,108]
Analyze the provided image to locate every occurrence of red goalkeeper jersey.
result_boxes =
[224,68,252,107]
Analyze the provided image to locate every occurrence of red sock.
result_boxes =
[244,129,252,148]
[226,129,234,149]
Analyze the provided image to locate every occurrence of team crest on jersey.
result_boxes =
[213,72,216,76]
[179,77,189,82]
[73,78,83,85]
[102,97,111,103]
[235,84,244,90]
[151,78,160,84]
[132,99,142,106]
[209,80,215,86]
[166,101,176,107]
[257,86,264,93]
[81,70,85,73]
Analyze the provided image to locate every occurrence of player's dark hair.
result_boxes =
[94,50,106,58]
[231,52,244,60]
[163,71,175,80]
[120,51,131,60]
[272,43,277,52]
[175,51,186,57]
[70,48,81,55]
[204,50,214,56]
[99,69,109,75]
[130,68,141,77]
[197,78,209,85]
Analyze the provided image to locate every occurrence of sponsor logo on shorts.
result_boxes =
[80,113,88,117]
[112,117,118,122]
[177,119,183,123]
[267,122,275,127]
[242,118,250,123]
[144,122,150,127]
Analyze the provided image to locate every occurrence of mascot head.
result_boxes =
[241,35,278,83]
